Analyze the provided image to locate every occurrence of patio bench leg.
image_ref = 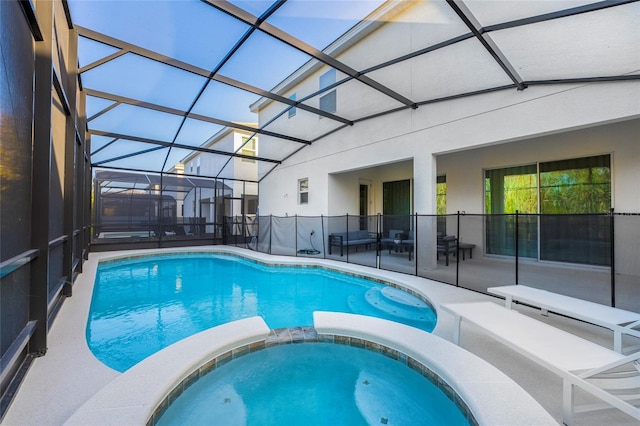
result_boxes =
[562,379,575,426]
[504,295,514,309]
[451,314,462,345]
[614,331,622,353]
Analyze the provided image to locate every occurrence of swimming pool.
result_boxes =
[88,252,436,371]
[155,342,470,426]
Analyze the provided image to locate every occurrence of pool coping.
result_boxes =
[314,312,557,426]
[65,316,271,425]
[148,323,479,426]
[62,247,555,426]
[64,312,556,426]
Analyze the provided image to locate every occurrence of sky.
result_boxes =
[68,0,386,172]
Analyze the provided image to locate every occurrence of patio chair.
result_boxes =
[437,234,457,266]
[381,229,414,260]
[173,225,187,236]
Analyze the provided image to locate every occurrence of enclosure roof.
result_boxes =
[95,170,231,194]
[69,0,640,181]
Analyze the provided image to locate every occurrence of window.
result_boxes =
[484,155,611,265]
[436,175,447,215]
[319,69,336,114]
[436,175,447,234]
[485,165,538,215]
[484,156,611,215]
[298,178,308,205]
[240,137,257,163]
[243,194,258,214]
[539,155,611,214]
[196,157,200,175]
[288,93,296,118]
[319,91,336,114]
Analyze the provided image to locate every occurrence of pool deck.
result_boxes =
[3,246,638,425]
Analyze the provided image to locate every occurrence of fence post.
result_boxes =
[414,212,418,276]
[295,215,298,256]
[158,172,164,248]
[456,211,460,287]
[242,212,247,248]
[321,215,326,259]
[610,208,615,307]
[346,213,349,263]
[269,214,272,255]
[376,213,381,269]
[515,210,519,285]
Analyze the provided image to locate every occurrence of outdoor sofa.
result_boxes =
[328,230,377,256]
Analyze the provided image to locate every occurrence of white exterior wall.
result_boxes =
[328,160,414,216]
[199,132,234,180]
[182,129,258,221]
[438,119,640,215]
[255,0,640,217]
[258,83,640,216]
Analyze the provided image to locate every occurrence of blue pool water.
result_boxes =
[156,343,469,426]
[88,253,436,372]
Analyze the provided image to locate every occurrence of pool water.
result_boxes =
[88,253,436,372]
[156,343,470,426]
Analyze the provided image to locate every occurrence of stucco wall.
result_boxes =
[438,119,640,214]
[327,160,413,216]
[258,84,640,216]
[255,1,639,217]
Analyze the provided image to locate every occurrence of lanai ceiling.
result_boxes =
[69,0,640,182]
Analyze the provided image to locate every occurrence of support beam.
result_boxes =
[84,89,311,145]
[30,0,53,356]
[75,26,352,124]
[62,23,79,296]
[447,0,527,91]
[91,146,165,165]
[18,0,43,41]
[88,129,282,164]
[90,137,118,156]
[484,0,638,32]
[205,0,418,109]
[526,75,640,86]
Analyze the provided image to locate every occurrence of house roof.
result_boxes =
[70,0,640,181]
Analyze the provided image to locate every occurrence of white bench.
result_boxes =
[441,301,640,425]
[488,285,640,354]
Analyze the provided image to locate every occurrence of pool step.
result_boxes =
[348,287,434,324]
[376,286,430,308]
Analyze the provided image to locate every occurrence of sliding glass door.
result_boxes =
[539,155,611,265]
[383,179,411,232]
[484,155,611,265]
[485,165,538,258]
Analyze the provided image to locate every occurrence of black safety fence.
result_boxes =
[239,212,639,313]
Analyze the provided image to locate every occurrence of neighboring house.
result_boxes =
[251,1,639,271]
[169,126,259,237]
